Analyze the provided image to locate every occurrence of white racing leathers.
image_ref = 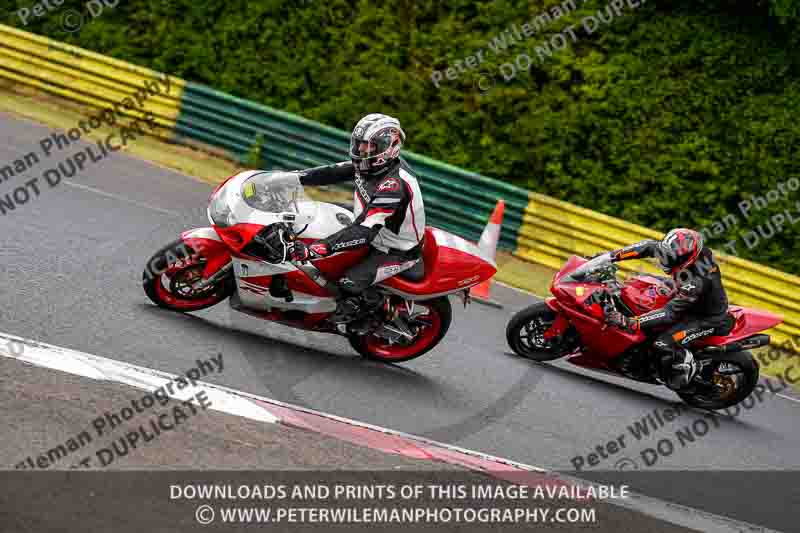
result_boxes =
[299,158,426,292]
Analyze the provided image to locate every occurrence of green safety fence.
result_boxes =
[174,82,526,249]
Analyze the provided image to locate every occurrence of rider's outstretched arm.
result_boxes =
[608,240,660,262]
[298,161,356,186]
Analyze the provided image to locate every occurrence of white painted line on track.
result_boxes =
[0,332,278,424]
[63,180,183,216]
[0,331,782,533]
[775,393,800,404]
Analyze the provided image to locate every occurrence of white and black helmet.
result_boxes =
[349,113,405,177]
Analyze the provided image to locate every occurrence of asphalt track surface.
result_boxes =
[2,113,800,530]
[0,356,694,533]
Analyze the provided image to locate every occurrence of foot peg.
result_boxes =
[667,349,697,390]
[330,297,361,325]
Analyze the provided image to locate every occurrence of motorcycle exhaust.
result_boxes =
[701,334,771,353]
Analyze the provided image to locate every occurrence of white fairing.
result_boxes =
[299,200,355,240]
[182,227,222,242]
[208,170,357,314]
[431,227,497,269]
[234,258,338,313]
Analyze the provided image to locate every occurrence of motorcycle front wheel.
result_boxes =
[506,301,578,361]
[143,239,233,312]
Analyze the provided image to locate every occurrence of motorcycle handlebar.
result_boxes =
[252,222,297,265]
[600,290,618,315]
[598,292,618,331]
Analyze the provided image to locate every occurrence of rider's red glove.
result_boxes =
[289,241,330,262]
[606,311,640,333]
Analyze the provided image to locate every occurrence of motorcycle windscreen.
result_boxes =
[209,170,317,228]
[240,172,316,227]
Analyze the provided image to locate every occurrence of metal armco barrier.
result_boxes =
[0,24,184,139]
[174,82,526,249]
[1,25,798,351]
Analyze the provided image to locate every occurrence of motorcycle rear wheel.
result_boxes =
[677,350,759,410]
[349,296,452,363]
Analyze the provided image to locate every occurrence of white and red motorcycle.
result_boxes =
[143,170,497,362]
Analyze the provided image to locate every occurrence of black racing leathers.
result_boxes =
[609,241,730,330]
[609,241,732,384]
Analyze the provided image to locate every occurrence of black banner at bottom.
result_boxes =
[0,471,797,532]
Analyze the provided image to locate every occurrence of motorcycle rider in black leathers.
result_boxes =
[289,113,426,324]
[598,228,731,389]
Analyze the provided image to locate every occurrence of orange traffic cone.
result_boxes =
[471,200,504,307]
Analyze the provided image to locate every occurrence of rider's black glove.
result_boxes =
[605,310,640,333]
[289,240,329,262]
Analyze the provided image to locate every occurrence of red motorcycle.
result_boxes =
[143,170,496,363]
[506,253,783,409]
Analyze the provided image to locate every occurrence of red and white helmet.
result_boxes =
[349,113,405,177]
[656,228,704,275]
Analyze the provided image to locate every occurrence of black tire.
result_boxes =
[349,296,452,363]
[506,301,575,361]
[142,239,233,312]
[678,350,759,410]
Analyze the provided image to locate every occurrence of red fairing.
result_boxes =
[620,275,675,314]
[213,223,265,253]
[180,230,232,279]
[550,255,654,365]
[543,253,784,373]
[311,247,370,281]
[740,307,784,332]
[380,228,497,296]
[696,306,784,347]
